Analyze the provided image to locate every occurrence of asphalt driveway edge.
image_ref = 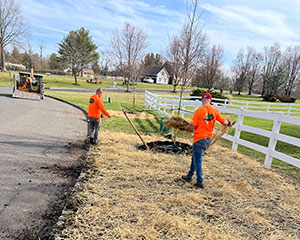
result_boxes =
[42,95,91,239]
[45,94,88,119]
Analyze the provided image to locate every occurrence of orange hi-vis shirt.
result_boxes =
[88,95,110,119]
[190,105,226,143]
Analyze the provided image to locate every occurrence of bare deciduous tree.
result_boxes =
[110,22,149,92]
[0,0,27,71]
[195,44,224,89]
[245,47,263,95]
[282,45,300,96]
[232,48,250,95]
[99,49,112,76]
[261,42,281,97]
[165,36,183,92]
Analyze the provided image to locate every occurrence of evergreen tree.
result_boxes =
[58,27,99,85]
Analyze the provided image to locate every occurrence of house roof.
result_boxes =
[162,61,174,75]
[143,66,162,76]
[82,69,94,74]
[143,62,174,77]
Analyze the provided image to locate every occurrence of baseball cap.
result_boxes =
[202,93,212,100]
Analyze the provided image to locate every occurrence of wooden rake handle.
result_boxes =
[122,109,149,150]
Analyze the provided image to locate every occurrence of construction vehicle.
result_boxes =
[12,71,44,100]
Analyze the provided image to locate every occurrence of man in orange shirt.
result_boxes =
[181,93,231,189]
[88,88,111,144]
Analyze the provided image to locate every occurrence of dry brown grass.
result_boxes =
[163,116,190,130]
[110,110,155,120]
[55,131,300,240]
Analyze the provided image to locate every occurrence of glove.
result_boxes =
[226,119,232,126]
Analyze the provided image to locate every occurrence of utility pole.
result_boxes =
[39,40,44,71]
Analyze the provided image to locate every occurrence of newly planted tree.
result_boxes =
[166,0,207,143]
[176,0,207,115]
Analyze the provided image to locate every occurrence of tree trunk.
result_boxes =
[261,80,266,97]
[73,69,78,85]
[248,87,252,95]
[132,90,135,113]
[1,43,6,72]
[172,84,177,92]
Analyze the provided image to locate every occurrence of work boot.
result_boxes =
[90,137,94,144]
[181,175,192,182]
[194,183,204,189]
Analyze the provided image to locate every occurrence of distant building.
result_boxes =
[142,63,173,84]
[81,69,95,79]
[5,62,26,71]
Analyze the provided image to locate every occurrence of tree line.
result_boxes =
[1,0,300,97]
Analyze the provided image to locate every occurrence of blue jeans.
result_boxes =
[187,138,211,185]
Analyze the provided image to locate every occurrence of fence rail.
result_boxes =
[145,91,300,116]
[144,91,300,169]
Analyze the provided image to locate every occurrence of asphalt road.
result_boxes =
[0,86,87,239]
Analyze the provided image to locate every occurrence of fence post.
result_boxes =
[195,100,200,111]
[181,104,185,117]
[224,99,227,108]
[288,103,292,116]
[264,113,282,169]
[144,91,148,109]
[171,106,174,141]
[267,103,270,113]
[232,108,244,151]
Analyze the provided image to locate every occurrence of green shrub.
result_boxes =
[190,89,227,103]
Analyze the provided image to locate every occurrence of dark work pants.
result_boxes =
[88,117,101,141]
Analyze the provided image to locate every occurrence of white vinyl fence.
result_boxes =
[144,91,300,116]
[144,91,300,169]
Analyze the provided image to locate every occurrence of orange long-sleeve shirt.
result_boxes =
[88,95,110,119]
[190,105,226,143]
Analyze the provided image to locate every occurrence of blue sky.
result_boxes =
[17,0,300,66]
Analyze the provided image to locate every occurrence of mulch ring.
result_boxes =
[137,140,192,155]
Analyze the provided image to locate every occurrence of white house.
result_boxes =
[142,66,170,84]
[156,67,170,84]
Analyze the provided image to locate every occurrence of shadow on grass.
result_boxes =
[134,118,160,135]
[121,105,144,113]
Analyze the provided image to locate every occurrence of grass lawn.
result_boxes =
[45,90,300,180]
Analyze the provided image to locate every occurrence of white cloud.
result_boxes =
[20,0,185,55]
[203,4,296,40]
